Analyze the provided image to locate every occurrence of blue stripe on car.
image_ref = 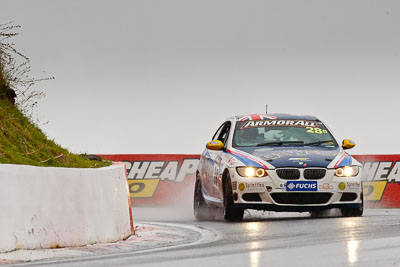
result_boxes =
[204,150,215,166]
[224,151,263,168]
[338,153,353,167]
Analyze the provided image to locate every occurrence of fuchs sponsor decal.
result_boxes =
[286,181,317,191]
[244,182,266,191]
[240,120,317,129]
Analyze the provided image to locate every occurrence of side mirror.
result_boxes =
[342,139,356,150]
[206,140,224,151]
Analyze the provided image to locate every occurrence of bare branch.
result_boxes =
[0,21,53,123]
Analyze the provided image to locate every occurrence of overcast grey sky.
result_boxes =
[3,0,400,155]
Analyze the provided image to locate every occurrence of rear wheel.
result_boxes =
[194,177,217,221]
[223,172,244,222]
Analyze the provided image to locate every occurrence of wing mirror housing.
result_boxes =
[206,140,224,151]
[342,139,356,150]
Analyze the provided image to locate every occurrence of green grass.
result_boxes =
[0,99,111,168]
[0,29,106,168]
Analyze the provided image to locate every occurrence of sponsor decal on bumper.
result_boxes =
[286,181,317,191]
[232,181,237,190]
[346,181,362,190]
[318,182,333,191]
[243,182,266,191]
[338,182,346,190]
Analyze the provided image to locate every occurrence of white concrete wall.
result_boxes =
[0,164,132,252]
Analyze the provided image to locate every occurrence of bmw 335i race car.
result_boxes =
[194,114,363,222]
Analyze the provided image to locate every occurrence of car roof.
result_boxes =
[233,113,319,121]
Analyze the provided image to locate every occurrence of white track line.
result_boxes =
[130,222,222,254]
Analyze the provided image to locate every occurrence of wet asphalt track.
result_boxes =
[11,209,400,267]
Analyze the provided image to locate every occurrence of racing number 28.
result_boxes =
[306,127,328,134]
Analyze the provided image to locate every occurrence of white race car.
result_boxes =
[194,114,363,221]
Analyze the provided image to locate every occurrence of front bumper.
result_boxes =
[230,167,363,211]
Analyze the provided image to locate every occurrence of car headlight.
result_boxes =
[335,166,359,177]
[236,167,268,178]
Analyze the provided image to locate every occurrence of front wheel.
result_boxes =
[223,172,244,222]
[310,209,331,218]
[341,191,364,217]
[194,178,217,221]
[341,205,363,217]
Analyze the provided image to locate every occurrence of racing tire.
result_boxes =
[341,191,364,217]
[310,209,330,218]
[223,172,244,222]
[194,178,217,221]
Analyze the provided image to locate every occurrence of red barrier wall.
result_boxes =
[353,155,400,208]
[100,154,400,208]
[99,155,200,207]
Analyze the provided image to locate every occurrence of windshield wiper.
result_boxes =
[303,140,335,146]
[256,141,305,146]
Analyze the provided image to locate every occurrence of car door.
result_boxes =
[211,121,231,198]
[201,122,225,198]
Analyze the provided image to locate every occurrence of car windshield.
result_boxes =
[232,119,338,148]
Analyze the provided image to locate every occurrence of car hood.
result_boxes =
[235,146,341,168]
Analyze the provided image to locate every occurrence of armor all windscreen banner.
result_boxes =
[99,154,200,206]
[100,154,400,208]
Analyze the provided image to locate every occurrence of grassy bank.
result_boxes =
[0,23,109,168]
[0,99,110,167]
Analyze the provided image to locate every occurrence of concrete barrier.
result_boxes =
[0,164,133,253]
